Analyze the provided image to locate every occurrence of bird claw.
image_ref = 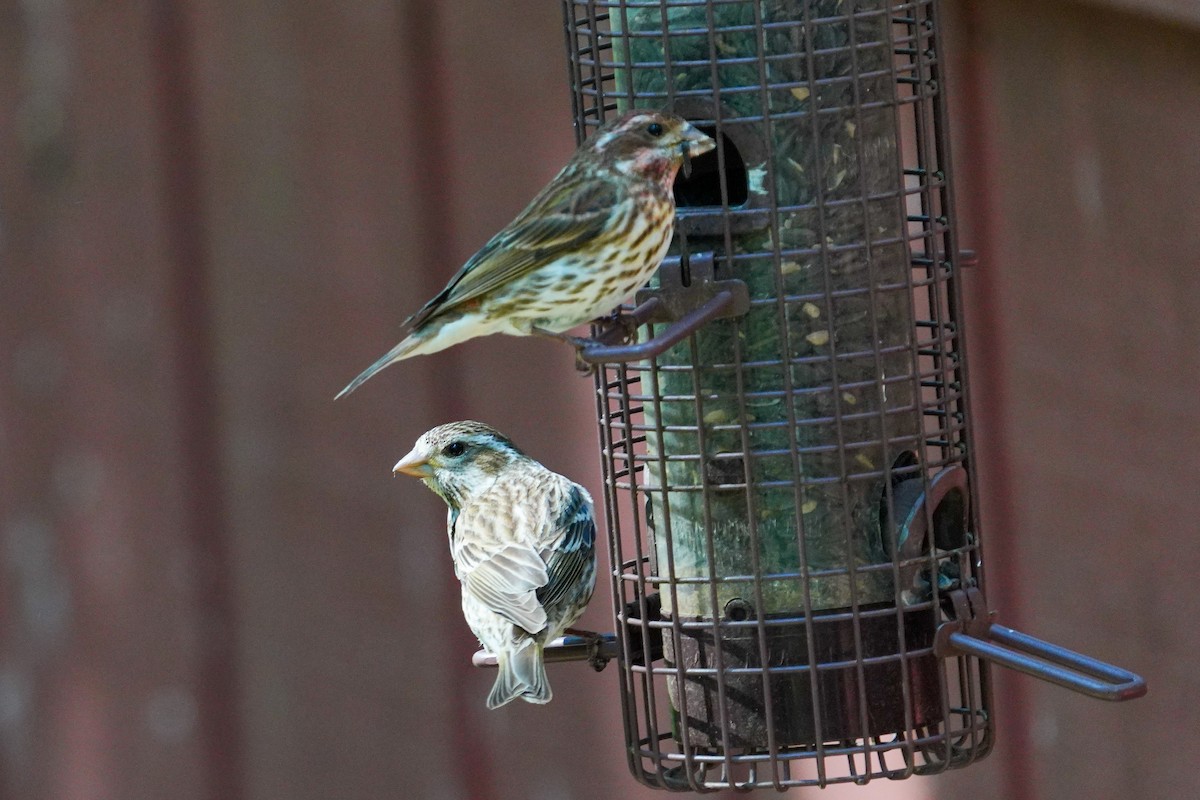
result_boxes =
[573,348,596,376]
[564,627,610,672]
[594,309,640,344]
[571,309,644,375]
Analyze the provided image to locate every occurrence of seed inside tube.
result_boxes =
[703,409,728,425]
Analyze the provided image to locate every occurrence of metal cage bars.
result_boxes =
[567,0,988,790]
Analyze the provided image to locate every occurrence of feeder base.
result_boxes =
[664,604,940,749]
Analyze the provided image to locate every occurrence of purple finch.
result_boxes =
[337,110,714,397]
[394,421,597,708]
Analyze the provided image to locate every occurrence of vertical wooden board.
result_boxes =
[988,6,1195,800]
[0,2,210,799]
[1074,0,1200,30]
[918,3,1038,800]
[941,2,1200,799]
[184,2,470,799]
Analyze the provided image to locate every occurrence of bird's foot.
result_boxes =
[592,308,640,344]
[573,349,596,376]
[564,627,610,672]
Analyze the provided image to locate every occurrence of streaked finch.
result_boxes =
[337,110,715,397]
[393,421,597,709]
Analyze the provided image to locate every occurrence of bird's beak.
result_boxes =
[680,123,716,159]
[678,123,715,180]
[393,447,434,478]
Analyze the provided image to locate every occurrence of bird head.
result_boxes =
[393,421,525,508]
[588,110,716,188]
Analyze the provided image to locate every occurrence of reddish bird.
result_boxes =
[336,110,714,397]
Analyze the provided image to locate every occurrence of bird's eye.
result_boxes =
[443,441,466,457]
[647,122,664,137]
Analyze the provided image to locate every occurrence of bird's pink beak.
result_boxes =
[681,123,715,159]
[393,448,434,478]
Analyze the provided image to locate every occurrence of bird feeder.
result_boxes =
[542,0,1146,792]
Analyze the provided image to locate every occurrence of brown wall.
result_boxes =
[1,1,1196,799]
[933,2,1200,799]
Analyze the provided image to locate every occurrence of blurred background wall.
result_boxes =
[1,1,1196,799]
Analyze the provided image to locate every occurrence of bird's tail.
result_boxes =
[487,638,551,709]
[334,336,422,399]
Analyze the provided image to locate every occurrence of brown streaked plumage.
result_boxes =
[336,111,715,398]
[394,421,597,708]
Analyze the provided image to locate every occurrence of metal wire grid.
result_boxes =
[565,0,991,790]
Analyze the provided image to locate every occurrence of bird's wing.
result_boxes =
[403,168,620,330]
[458,540,550,635]
[536,484,595,609]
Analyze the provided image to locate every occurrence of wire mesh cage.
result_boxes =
[553,0,1144,792]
